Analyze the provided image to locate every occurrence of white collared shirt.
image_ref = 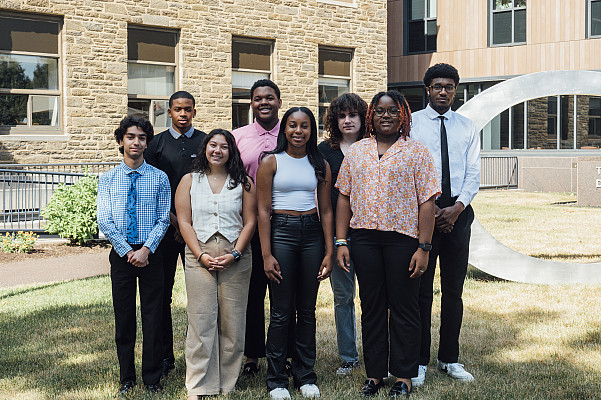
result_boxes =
[411,104,480,207]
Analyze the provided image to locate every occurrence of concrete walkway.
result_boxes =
[0,249,110,288]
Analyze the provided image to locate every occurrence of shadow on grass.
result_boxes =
[466,265,506,282]
[0,281,67,301]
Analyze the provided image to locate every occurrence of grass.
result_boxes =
[2,269,601,399]
[471,190,601,263]
[2,191,601,399]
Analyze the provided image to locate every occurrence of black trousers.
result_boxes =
[110,246,164,385]
[158,225,185,364]
[244,230,295,359]
[266,214,323,390]
[418,204,474,365]
[351,229,421,380]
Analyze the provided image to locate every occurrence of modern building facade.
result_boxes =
[388,0,601,153]
[0,0,387,164]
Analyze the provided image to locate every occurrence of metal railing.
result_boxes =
[480,156,518,189]
[0,163,118,233]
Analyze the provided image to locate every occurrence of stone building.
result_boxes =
[0,0,387,163]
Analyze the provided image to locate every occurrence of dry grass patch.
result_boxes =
[471,190,601,263]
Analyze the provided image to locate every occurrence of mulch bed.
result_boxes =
[0,240,111,265]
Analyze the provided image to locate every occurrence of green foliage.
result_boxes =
[0,231,37,253]
[43,175,98,244]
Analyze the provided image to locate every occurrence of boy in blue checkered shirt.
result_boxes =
[97,115,171,395]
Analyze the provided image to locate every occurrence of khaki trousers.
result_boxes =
[184,233,252,395]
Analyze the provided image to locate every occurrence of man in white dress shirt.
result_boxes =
[410,63,480,386]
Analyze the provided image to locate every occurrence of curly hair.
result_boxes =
[366,91,412,140]
[423,63,460,87]
[323,93,368,150]
[264,107,327,184]
[114,115,154,154]
[191,129,251,191]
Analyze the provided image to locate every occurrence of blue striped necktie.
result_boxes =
[126,171,140,243]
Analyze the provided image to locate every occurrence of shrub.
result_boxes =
[0,231,38,253]
[43,175,98,244]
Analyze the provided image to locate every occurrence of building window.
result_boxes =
[406,0,437,54]
[490,0,526,46]
[127,26,177,129]
[589,0,601,37]
[0,13,61,133]
[231,38,273,130]
[318,47,352,134]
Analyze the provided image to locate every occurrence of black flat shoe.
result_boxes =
[389,381,411,398]
[285,360,292,377]
[162,358,175,377]
[242,362,259,377]
[361,379,384,397]
[145,383,163,393]
[118,380,135,394]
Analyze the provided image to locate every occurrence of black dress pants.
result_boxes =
[110,246,164,385]
[244,229,295,360]
[158,225,184,364]
[266,214,323,390]
[351,229,421,380]
[418,205,474,365]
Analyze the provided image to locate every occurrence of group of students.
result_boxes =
[97,62,481,399]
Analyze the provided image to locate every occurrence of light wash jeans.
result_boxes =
[331,240,359,363]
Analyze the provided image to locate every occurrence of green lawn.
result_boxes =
[2,191,601,399]
[1,269,600,399]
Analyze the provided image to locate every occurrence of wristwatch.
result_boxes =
[418,242,433,251]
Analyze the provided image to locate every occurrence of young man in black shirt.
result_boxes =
[144,91,206,377]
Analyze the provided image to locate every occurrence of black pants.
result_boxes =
[158,226,185,364]
[351,229,421,379]
[418,205,474,365]
[266,214,324,390]
[244,230,295,359]
[110,246,164,385]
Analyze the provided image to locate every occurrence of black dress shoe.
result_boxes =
[389,381,411,398]
[361,379,384,397]
[118,380,135,394]
[162,358,175,377]
[145,383,163,393]
[242,362,259,377]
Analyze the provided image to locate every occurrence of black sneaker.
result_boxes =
[118,380,135,394]
[336,360,360,376]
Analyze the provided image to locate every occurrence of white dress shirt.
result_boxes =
[411,104,480,207]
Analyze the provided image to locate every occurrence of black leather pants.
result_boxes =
[265,213,324,390]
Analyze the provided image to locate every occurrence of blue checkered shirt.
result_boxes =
[97,161,171,257]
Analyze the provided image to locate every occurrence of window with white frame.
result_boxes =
[127,26,177,129]
[0,13,61,133]
[589,0,601,37]
[406,0,437,54]
[490,0,526,46]
[318,47,352,134]
[231,37,273,130]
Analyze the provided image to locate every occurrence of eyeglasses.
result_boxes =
[429,84,456,93]
[374,106,401,117]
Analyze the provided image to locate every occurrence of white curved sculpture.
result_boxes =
[456,70,601,284]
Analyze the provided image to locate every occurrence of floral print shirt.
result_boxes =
[335,136,440,239]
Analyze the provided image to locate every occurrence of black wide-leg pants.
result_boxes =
[351,229,421,380]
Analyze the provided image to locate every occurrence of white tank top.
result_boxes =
[190,172,244,243]
[272,152,317,212]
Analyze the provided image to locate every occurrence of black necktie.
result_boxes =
[439,116,452,208]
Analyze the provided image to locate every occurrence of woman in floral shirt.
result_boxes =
[335,91,440,398]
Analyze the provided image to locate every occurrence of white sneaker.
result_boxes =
[269,387,291,399]
[411,365,427,387]
[437,360,474,382]
[299,384,320,398]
